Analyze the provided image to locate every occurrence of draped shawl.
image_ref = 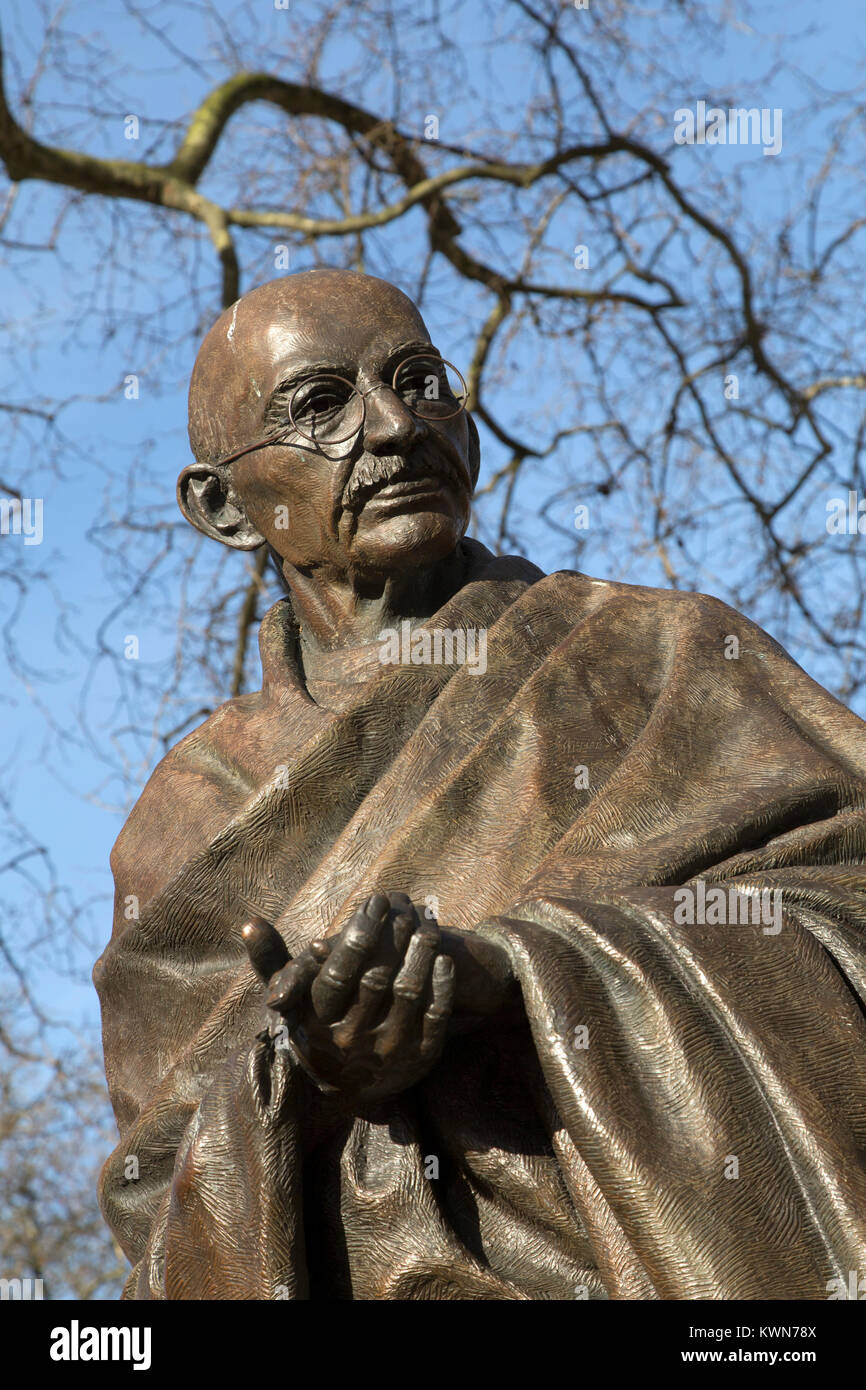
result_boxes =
[95,540,866,1300]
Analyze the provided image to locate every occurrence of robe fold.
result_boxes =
[95,538,866,1299]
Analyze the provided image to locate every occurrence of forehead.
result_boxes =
[262,291,430,387]
[189,274,433,460]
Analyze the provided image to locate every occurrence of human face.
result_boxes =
[229,284,473,581]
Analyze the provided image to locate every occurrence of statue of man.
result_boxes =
[95,268,866,1300]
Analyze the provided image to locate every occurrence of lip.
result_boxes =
[372,475,452,499]
[360,474,458,510]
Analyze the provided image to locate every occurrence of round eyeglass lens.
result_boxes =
[393,354,467,419]
[289,373,365,445]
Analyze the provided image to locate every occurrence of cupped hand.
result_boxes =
[242,891,455,1101]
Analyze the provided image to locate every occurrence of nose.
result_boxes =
[361,383,428,456]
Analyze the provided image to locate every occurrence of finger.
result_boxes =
[374,927,440,1057]
[390,914,416,960]
[242,918,290,983]
[366,891,391,918]
[388,893,419,951]
[330,962,392,1050]
[420,954,456,1060]
[310,897,388,1023]
[266,937,331,1005]
[328,900,417,1047]
[266,950,321,1015]
[308,938,334,963]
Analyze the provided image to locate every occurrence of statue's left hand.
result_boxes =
[242,892,455,1101]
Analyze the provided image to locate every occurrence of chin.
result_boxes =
[351,504,467,574]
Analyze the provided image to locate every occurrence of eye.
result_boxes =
[398,364,431,390]
[292,377,355,420]
[398,358,443,395]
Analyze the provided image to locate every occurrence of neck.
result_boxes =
[282,546,467,657]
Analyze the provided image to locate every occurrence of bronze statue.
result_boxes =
[95,269,866,1299]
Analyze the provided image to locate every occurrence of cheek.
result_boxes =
[436,417,473,481]
[233,453,329,540]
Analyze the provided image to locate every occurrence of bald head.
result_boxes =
[188,269,430,466]
[179,267,479,585]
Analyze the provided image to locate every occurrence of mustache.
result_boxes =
[342,439,466,512]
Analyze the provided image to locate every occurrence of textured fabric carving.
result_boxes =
[95,539,866,1299]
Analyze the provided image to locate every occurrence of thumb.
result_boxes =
[242,917,290,983]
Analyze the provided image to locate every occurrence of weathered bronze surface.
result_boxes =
[95,269,866,1299]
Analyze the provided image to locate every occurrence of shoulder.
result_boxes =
[110,597,305,900]
[515,571,811,700]
[109,694,263,901]
[537,570,787,647]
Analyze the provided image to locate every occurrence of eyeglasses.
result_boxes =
[210,352,468,467]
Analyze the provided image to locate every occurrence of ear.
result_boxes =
[466,411,481,491]
[177,464,265,551]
